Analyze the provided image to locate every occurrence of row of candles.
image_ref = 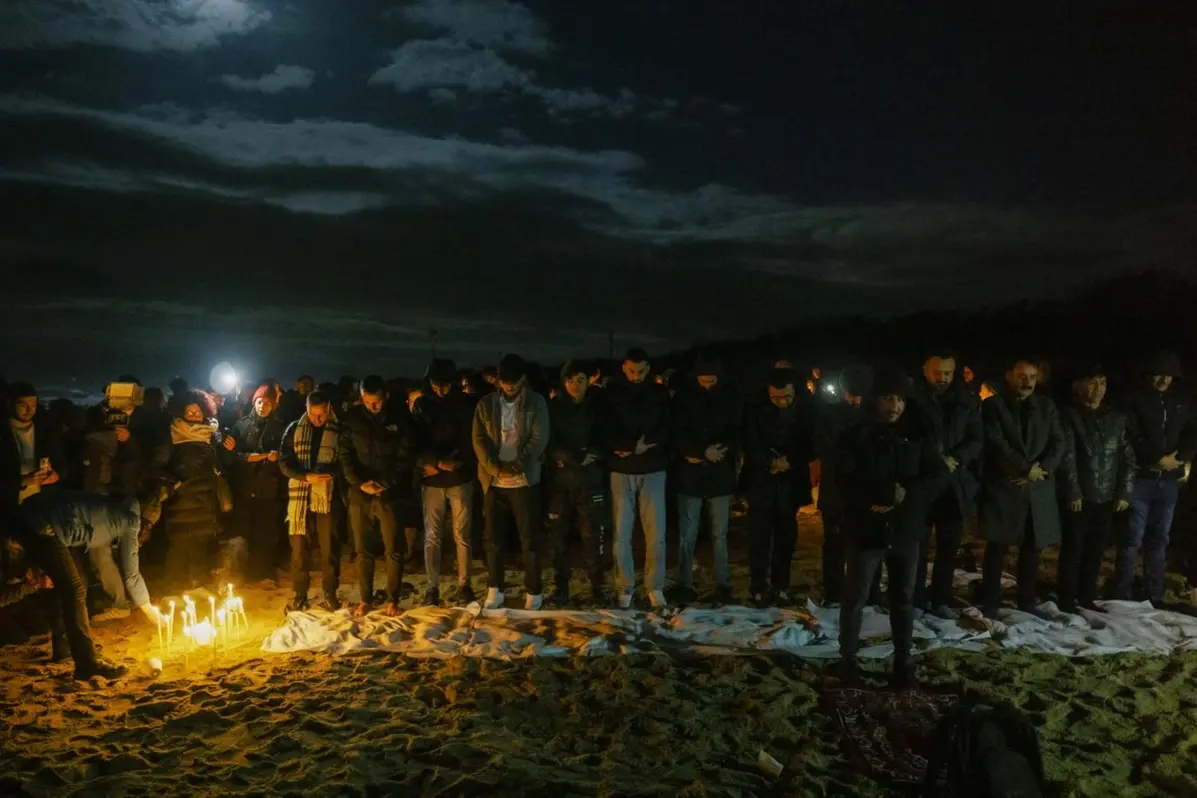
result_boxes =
[153,584,249,667]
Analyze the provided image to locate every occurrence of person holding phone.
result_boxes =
[3,383,61,511]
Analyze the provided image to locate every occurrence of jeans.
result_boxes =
[349,491,404,604]
[676,495,731,590]
[1059,501,1114,607]
[422,483,474,587]
[839,539,919,660]
[547,482,607,589]
[24,533,98,668]
[1115,477,1179,601]
[913,494,965,610]
[290,512,339,604]
[981,520,1039,612]
[88,544,130,609]
[483,486,542,594]
[610,471,667,593]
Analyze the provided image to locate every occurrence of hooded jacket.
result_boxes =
[671,374,741,498]
[412,390,476,489]
[547,391,604,490]
[601,376,671,475]
[1123,385,1197,479]
[740,392,816,508]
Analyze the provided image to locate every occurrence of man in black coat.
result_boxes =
[836,369,949,688]
[978,358,1067,618]
[339,375,412,615]
[907,351,983,618]
[1115,351,1197,604]
[546,360,607,605]
[740,368,815,606]
[226,384,287,584]
[1059,364,1135,613]
[671,354,740,604]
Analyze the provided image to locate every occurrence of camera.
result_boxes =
[104,383,144,427]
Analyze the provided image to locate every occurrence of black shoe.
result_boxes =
[423,587,440,607]
[749,590,771,609]
[317,598,341,612]
[456,584,476,605]
[548,587,571,607]
[836,657,860,685]
[712,586,734,606]
[982,604,1000,621]
[75,659,128,681]
[285,597,310,615]
[891,659,917,690]
[589,586,607,607]
[51,634,71,663]
[672,585,698,606]
[1058,598,1078,615]
[1079,600,1107,614]
[773,590,795,608]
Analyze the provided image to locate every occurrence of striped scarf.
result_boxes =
[286,413,339,536]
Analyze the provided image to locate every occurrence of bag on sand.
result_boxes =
[922,695,1046,798]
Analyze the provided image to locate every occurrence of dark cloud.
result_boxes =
[220,64,315,94]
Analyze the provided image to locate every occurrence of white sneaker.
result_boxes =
[484,588,505,609]
[649,590,668,610]
[524,593,543,611]
[618,591,634,610]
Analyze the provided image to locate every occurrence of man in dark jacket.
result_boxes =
[1059,364,1135,613]
[908,352,983,618]
[546,360,607,605]
[339,375,413,616]
[1116,351,1197,605]
[836,368,949,688]
[225,384,286,584]
[741,368,815,606]
[671,354,740,604]
[3,383,63,512]
[603,348,671,610]
[814,366,872,605]
[414,358,477,605]
[978,358,1067,618]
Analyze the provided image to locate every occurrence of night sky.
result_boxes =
[2,1,1195,393]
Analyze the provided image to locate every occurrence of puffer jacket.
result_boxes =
[1123,386,1197,479]
[161,441,223,531]
[338,404,413,495]
[1060,404,1136,505]
[228,412,285,500]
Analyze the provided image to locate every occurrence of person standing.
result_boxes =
[978,358,1067,619]
[279,391,341,613]
[836,369,948,688]
[1116,351,1197,605]
[546,360,608,606]
[671,354,740,605]
[3,383,62,509]
[473,355,550,610]
[225,384,286,585]
[1059,364,1135,613]
[740,368,815,607]
[602,348,672,610]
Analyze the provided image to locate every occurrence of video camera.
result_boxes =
[103,383,144,427]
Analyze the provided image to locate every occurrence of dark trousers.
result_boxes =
[547,482,607,589]
[748,494,798,594]
[23,533,98,668]
[822,512,847,603]
[484,486,541,594]
[290,512,340,604]
[348,491,404,604]
[164,522,215,590]
[1059,501,1114,608]
[243,497,283,581]
[981,519,1039,612]
[838,539,920,660]
[914,495,965,609]
[1115,476,1179,602]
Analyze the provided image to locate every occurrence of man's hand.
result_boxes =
[1158,452,1183,472]
[305,473,332,485]
[115,427,131,443]
[247,453,268,463]
[422,464,440,478]
[141,604,163,624]
[1115,499,1131,513]
[498,462,519,477]
[1010,478,1029,488]
[580,452,600,467]
[267,451,279,463]
[1027,463,1048,482]
[943,455,959,473]
[614,451,632,459]
[634,436,656,456]
[40,469,59,486]
[685,456,705,465]
[769,456,790,474]
[1069,499,1083,513]
[870,505,893,514]
[704,444,728,463]
[437,460,458,472]
[894,484,907,505]
[223,436,237,452]
[361,481,382,496]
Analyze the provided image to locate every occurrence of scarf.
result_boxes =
[286,413,339,535]
[170,418,215,445]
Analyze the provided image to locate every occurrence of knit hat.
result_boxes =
[252,383,277,404]
[1148,351,1183,378]
[871,367,910,400]
[498,354,526,383]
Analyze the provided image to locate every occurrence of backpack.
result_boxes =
[922,695,1046,797]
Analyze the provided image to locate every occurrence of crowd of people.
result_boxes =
[2,346,1195,686]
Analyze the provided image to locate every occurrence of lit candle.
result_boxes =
[167,600,175,647]
[154,605,163,659]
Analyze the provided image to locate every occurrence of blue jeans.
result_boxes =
[676,495,731,590]
[611,472,667,593]
[1114,477,1179,601]
[422,483,474,587]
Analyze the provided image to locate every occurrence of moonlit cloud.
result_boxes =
[221,65,315,94]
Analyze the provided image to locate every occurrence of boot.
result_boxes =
[891,656,917,690]
[75,658,129,681]
[836,657,861,685]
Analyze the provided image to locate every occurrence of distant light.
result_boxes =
[210,362,239,395]
[822,383,838,395]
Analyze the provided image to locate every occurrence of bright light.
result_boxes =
[210,362,238,395]
[823,383,838,395]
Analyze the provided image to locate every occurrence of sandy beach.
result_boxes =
[3,515,1197,797]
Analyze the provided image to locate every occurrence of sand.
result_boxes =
[3,514,1197,797]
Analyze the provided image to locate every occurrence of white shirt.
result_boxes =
[11,420,39,504]
[493,396,529,489]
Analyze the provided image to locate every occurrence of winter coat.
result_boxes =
[671,381,741,498]
[1,415,63,513]
[473,389,550,492]
[835,416,950,549]
[337,404,414,498]
[161,440,223,533]
[907,382,983,519]
[412,391,476,489]
[601,377,671,475]
[80,404,146,499]
[740,396,816,509]
[1123,387,1197,480]
[227,412,286,501]
[979,393,1067,547]
[1060,404,1136,506]
[547,393,604,491]
[814,401,866,514]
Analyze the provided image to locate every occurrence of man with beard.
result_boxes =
[1059,364,1135,613]
[741,368,815,607]
[339,375,412,617]
[414,359,478,606]
[3,383,62,510]
[672,353,741,605]
[473,355,550,610]
[978,358,1067,619]
[279,391,341,613]
[836,369,948,688]
[907,351,983,618]
[546,360,607,606]
[1116,351,1197,605]
[225,384,286,585]
[603,348,672,610]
